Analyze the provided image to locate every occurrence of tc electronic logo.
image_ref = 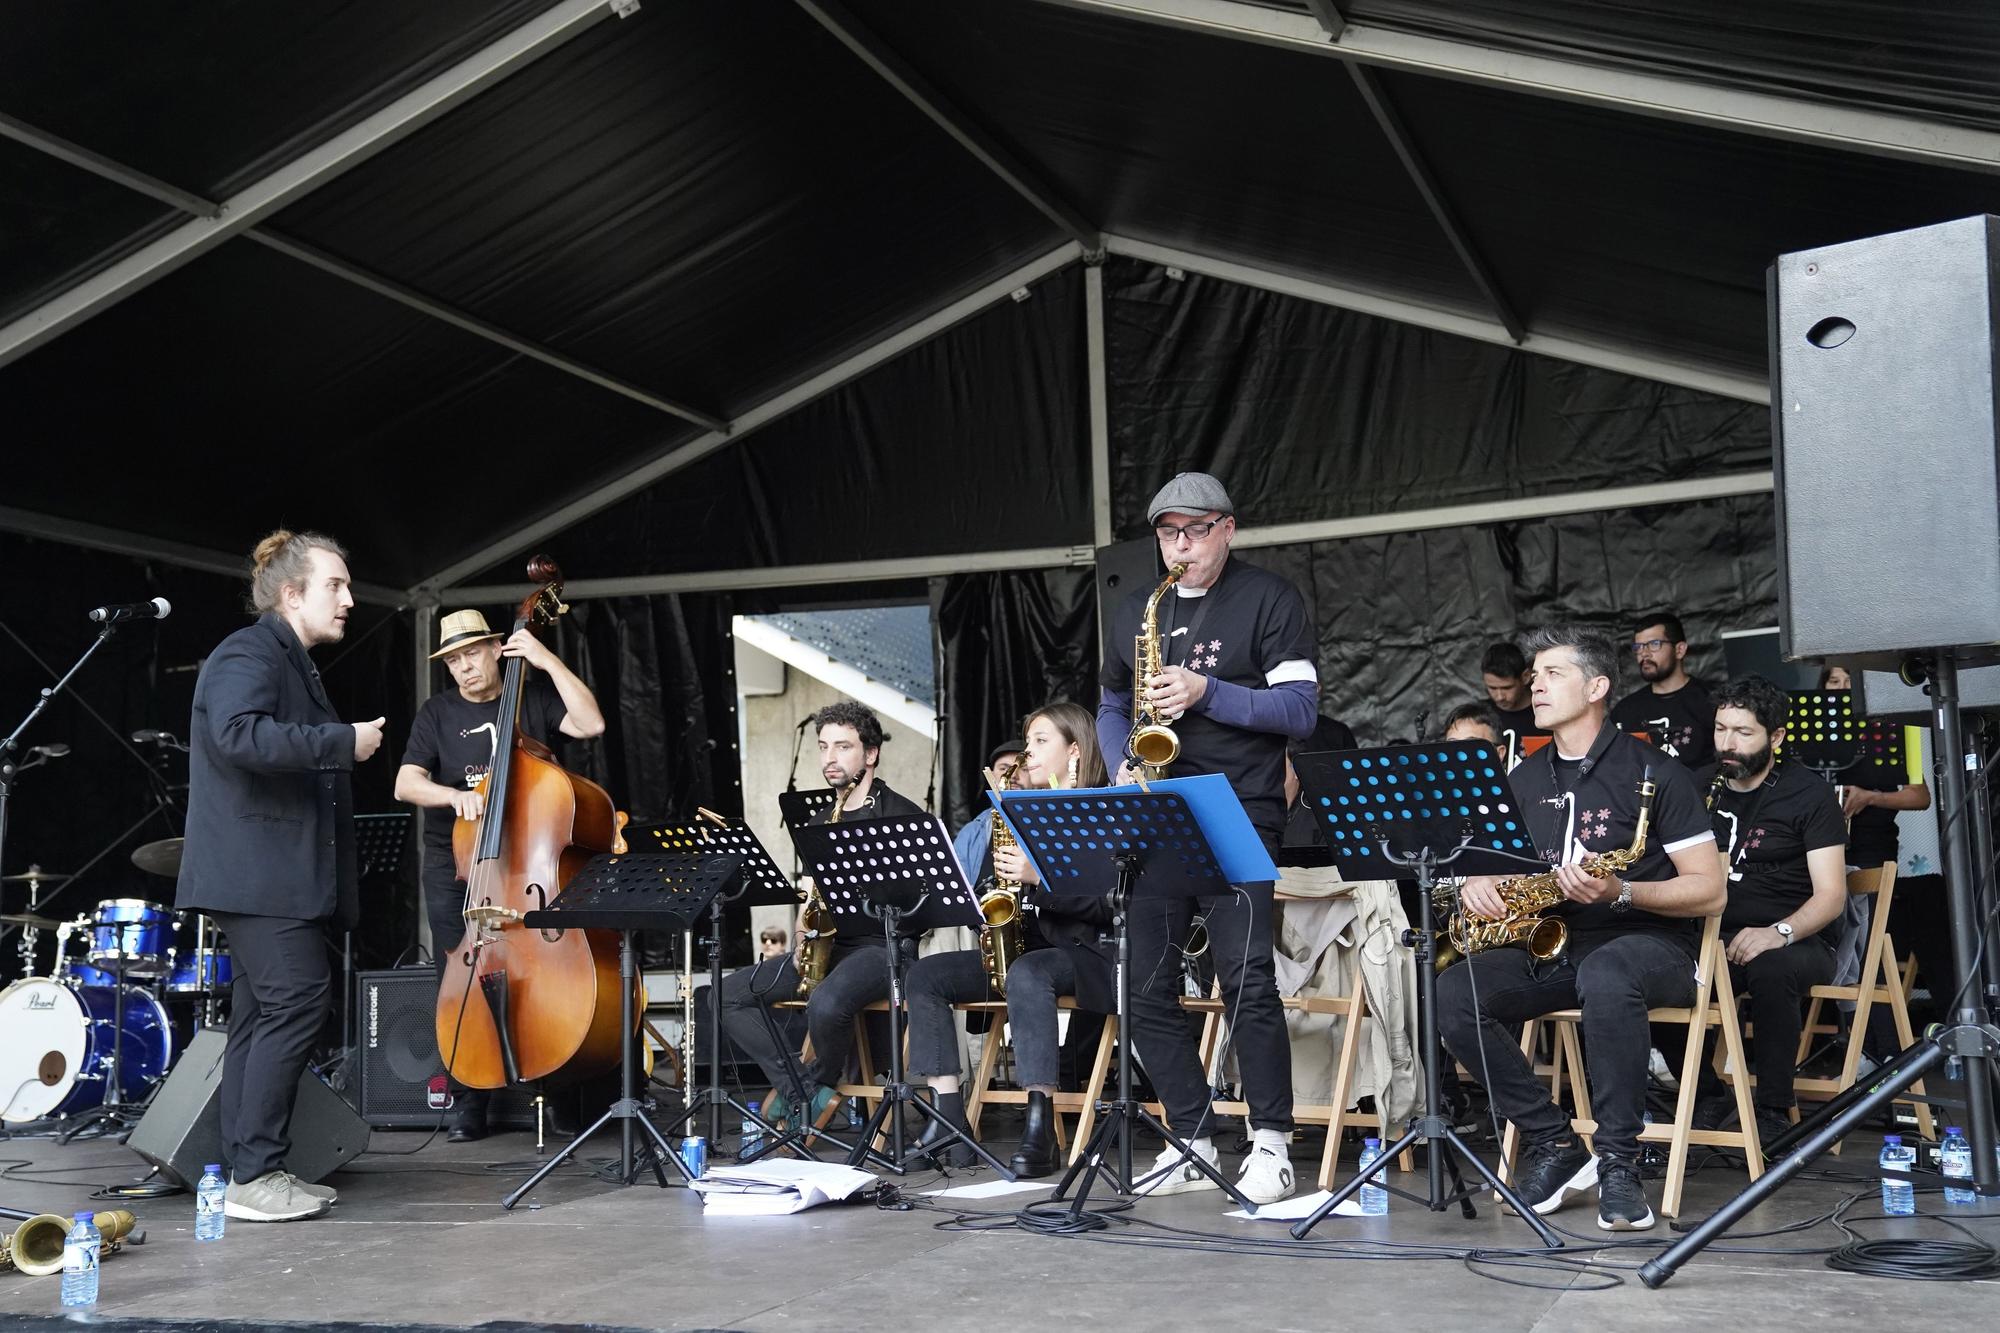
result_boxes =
[367,984,380,1049]
[26,993,56,1011]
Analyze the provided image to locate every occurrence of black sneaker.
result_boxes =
[1690,1089,1737,1133]
[1753,1106,1795,1158]
[1509,1136,1597,1216]
[1597,1157,1656,1231]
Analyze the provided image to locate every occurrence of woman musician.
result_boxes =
[901,702,1115,1176]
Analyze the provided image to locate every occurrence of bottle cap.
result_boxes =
[1364,1137,1381,1147]
[1948,1127,1964,1136]
[205,1163,222,1173]
[1884,1134,1902,1144]
[75,1212,94,1223]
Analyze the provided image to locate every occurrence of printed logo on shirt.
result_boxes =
[1184,637,1223,671]
[458,722,499,790]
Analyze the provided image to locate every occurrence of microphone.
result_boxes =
[28,743,70,759]
[89,597,172,624]
[132,730,174,745]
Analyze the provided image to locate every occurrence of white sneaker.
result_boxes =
[1237,1144,1297,1205]
[1133,1141,1222,1196]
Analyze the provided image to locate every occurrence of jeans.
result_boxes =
[714,938,912,1096]
[208,912,333,1182]
[905,946,1079,1087]
[1436,932,1698,1161]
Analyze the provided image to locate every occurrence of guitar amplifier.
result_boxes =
[355,967,537,1129]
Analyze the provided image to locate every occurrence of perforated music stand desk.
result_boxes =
[789,815,1003,1175]
[1288,742,1561,1246]
[778,788,837,829]
[994,775,1275,1212]
[501,847,744,1209]
[342,812,413,1053]
[1786,690,1905,779]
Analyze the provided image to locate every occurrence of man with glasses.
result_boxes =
[1096,471,1319,1205]
[1611,611,1715,770]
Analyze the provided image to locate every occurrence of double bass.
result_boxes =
[436,557,633,1089]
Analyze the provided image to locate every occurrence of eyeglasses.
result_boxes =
[1632,638,1672,654]
[1155,518,1224,542]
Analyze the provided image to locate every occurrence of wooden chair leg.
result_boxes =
[966,1015,1004,1141]
[1070,1016,1117,1166]
[1497,1017,1541,1193]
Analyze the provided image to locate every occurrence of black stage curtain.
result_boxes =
[933,568,1099,832]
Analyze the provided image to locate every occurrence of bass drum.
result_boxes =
[0,979,174,1123]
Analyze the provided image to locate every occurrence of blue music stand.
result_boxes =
[1287,742,1561,1247]
[994,776,1275,1214]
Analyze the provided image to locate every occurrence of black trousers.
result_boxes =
[1127,876,1293,1136]
[1436,933,1697,1162]
[713,939,909,1096]
[208,911,333,1183]
[905,946,1084,1087]
[1695,934,1835,1112]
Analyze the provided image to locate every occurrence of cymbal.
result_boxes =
[0,868,71,884]
[0,911,60,930]
[130,837,185,878]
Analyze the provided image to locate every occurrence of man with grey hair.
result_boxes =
[1097,471,1319,1204]
[1435,624,1722,1232]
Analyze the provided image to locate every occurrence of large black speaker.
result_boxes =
[355,967,536,1129]
[1771,214,2000,668]
[128,1028,367,1188]
[1096,534,1162,663]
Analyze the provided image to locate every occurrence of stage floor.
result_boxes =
[1,1120,1996,1331]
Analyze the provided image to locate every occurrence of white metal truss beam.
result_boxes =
[1029,0,2000,174]
[1084,262,1113,547]
[0,504,408,607]
[0,0,618,370]
[0,112,220,218]
[415,240,1087,595]
[794,0,1101,250]
[1103,234,1770,404]
[732,614,936,737]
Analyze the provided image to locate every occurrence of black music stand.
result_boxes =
[1287,743,1562,1246]
[778,789,838,829]
[642,816,825,1164]
[999,777,1269,1214]
[346,813,411,1052]
[789,815,1007,1176]
[1786,689,1904,785]
[500,847,743,1209]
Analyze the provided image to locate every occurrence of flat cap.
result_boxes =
[1146,471,1235,523]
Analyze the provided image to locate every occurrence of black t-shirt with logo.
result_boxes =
[1611,678,1716,769]
[401,682,567,889]
[1100,557,1316,839]
[1493,703,1548,746]
[1838,741,1914,869]
[1696,762,1846,933]
[1511,723,1715,955]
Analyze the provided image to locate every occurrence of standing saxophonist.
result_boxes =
[1436,625,1721,1231]
[711,702,923,1129]
[1096,472,1318,1205]
[901,705,1115,1175]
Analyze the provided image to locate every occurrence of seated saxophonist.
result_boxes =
[902,704,1115,1175]
[712,701,924,1130]
[1435,624,1721,1232]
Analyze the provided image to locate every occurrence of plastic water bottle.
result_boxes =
[1941,1127,1975,1206]
[1357,1138,1388,1216]
[741,1102,763,1159]
[59,1212,100,1309]
[196,1163,227,1240]
[1879,1135,1916,1216]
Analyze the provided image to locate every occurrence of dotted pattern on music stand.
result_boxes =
[650,822,790,903]
[811,818,978,914]
[1001,794,1228,887]
[1784,691,1904,774]
[554,852,740,911]
[1314,747,1525,868]
[778,789,838,829]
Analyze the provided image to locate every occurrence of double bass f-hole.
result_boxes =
[531,883,563,942]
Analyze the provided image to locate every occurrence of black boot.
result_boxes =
[913,1090,977,1169]
[1011,1090,1058,1178]
[447,1088,490,1144]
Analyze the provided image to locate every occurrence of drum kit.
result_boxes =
[0,837,231,1127]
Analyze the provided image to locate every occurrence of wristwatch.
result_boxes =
[1609,878,1634,913]
[1774,921,1795,945]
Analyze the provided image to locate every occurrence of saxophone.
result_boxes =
[1128,562,1190,782]
[1446,773,1657,962]
[794,782,846,997]
[978,756,1029,997]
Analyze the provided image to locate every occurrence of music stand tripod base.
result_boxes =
[1287,743,1562,1247]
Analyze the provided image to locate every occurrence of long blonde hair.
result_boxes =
[249,529,347,613]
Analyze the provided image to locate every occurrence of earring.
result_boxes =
[1066,753,1079,788]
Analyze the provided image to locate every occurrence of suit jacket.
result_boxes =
[175,613,359,925]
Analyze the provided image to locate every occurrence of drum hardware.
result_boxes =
[0,910,61,930]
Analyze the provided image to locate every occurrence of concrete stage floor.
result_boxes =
[1,1119,1996,1332]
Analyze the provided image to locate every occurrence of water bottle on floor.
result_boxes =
[1941,1127,1974,1206]
[742,1101,763,1159]
[1879,1135,1915,1216]
[196,1163,227,1241]
[59,1212,101,1309]
[1358,1138,1388,1216]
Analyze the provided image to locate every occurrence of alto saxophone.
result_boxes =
[1445,774,1657,962]
[1128,562,1190,782]
[795,781,846,997]
[978,758,1031,997]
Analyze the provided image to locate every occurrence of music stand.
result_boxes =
[500,847,743,1209]
[641,816,824,1163]
[1287,743,1562,1246]
[788,815,1007,1176]
[778,789,837,829]
[998,775,1272,1214]
[345,813,411,1052]
[1785,689,1904,786]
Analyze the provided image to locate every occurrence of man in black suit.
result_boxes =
[176,530,386,1223]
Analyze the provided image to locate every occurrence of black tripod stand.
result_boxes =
[1289,743,1561,1244]
[1641,651,2000,1287]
